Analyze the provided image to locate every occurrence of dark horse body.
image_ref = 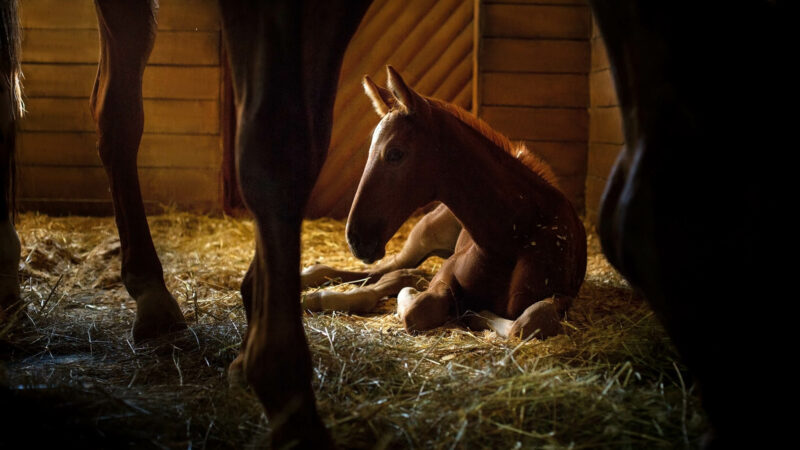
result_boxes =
[1,0,792,447]
[1,0,370,446]
[592,1,793,447]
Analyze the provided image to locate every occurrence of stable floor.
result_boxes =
[1,212,707,448]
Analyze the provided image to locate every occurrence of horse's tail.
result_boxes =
[0,0,22,220]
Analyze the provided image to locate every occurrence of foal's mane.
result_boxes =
[426,98,559,188]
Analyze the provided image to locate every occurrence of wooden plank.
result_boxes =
[18,166,221,204]
[589,106,623,144]
[555,173,585,211]
[482,107,588,141]
[483,73,587,107]
[484,4,590,40]
[585,174,609,216]
[22,64,220,100]
[591,36,610,71]
[524,141,586,177]
[589,68,617,107]
[21,29,219,65]
[485,0,587,4]
[587,142,622,178]
[481,38,589,73]
[20,0,220,31]
[20,98,220,134]
[18,132,221,168]
[18,199,218,216]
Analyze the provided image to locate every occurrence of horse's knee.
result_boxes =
[398,288,451,333]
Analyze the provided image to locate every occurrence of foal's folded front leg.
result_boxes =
[397,277,458,333]
[302,268,425,313]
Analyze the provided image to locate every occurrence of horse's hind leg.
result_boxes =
[301,203,460,289]
[220,0,369,446]
[90,0,185,342]
[466,296,568,340]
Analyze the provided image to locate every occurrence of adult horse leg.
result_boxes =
[219,0,370,445]
[90,0,184,342]
[301,203,460,289]
[0,80,19,323]
[0,0,20,323]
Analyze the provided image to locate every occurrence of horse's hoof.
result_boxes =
[132,289,187,343]
[510,300,563,340]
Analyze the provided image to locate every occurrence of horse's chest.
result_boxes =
[450,239,515,310]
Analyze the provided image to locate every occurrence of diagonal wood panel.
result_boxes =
[306,0,474,218]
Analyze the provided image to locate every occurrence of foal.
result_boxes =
[314,67,587,339]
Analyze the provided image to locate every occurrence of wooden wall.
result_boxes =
[16,0,598,219]
[306,0,475,218]
[474,0,591,211]
[17,0,223,215]
[585,18,623,222]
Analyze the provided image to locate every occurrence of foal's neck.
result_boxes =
[434,110,560,253]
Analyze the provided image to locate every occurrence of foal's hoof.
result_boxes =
[509,300,563,340]
[300,264,338,289]
[132,290,187,343]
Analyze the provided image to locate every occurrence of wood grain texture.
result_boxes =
[484,4,590,40]
[485,0,587,4]
[21,98,219,134]
[306,0,474,218]
[589,68,617,107]
[22,64,220,100]
[483,107,587,142]
[483,73,587,107]
[18,132,221,168]
[588,106,623,145]
[524,141,587,177]
[21,29,219,65]
[587,142,622,178]
[18,0,224,213]
[19,166,220,204]
[20,0,221,31]
[481,38,589,73]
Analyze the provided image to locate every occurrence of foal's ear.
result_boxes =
[386,65,419,114]
[362,75,395,117]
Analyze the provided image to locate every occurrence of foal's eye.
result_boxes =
[384,147,405,164]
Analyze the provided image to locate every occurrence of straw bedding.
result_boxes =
[0,211,707,448]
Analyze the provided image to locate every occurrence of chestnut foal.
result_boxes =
[306,67,587,340]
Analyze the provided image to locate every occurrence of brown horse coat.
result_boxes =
[344,67,586,339]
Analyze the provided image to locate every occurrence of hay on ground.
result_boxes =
[0,211,707,448]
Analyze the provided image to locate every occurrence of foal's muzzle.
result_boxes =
[346,227,385,264]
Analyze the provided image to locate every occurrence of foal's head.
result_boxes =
[346,66,443,263]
